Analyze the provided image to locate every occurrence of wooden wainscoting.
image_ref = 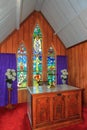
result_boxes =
[18,88,27,103]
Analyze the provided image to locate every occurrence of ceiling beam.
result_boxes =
[16,0,23,30]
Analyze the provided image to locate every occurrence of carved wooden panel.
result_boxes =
[53,94,65,121]
[67,92,80,118]
[36,97,50,125]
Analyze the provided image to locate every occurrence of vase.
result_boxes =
[7,82,12,88]
[62,79,66,84]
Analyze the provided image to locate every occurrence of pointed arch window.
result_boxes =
[47,47,56,85]
[17,43,27,88]
[33,24,42,86]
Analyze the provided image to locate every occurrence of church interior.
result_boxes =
[0,0,87,130]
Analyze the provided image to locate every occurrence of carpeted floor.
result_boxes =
[0,103,87,130]
[0,103,30,130]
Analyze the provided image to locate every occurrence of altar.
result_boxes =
[27,85,83,130]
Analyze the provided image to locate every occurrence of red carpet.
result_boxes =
[0,103,87,130]
[0,103,31,130]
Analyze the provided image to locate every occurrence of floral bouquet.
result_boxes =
[61,69,68,84]
[5,69,16,88]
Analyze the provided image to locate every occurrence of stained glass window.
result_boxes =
[17,44,27,88]
[47,47,56,85]
[33,24,42,86]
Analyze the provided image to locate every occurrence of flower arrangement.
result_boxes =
[61,69,68,80]
[5,69,16,84]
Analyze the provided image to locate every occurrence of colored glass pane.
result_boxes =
[18,44,27,54]
[47,47,56,85]
[33,36,42,55]
[17,44,27,88]
[33,55,42,72]
[17,71,27,88]
[33,24,42,86]
[17,55,27,71]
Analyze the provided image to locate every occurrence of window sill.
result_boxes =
[18,87,27,90]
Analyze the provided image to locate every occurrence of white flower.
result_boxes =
[5,69,16,83]
[61,69,68,80]
[12,77,16,81]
